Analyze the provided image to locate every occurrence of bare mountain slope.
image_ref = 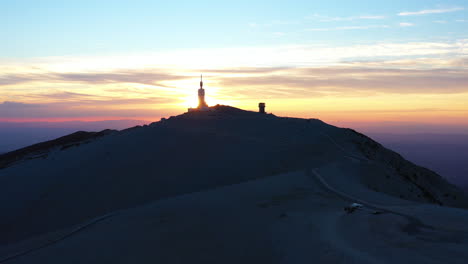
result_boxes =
[0,105,466,251]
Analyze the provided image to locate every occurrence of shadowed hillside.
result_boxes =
[0,130,115,169]
[0,105,467,253]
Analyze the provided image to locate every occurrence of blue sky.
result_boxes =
[2,0,467,57]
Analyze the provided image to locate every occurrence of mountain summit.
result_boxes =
[1,105,468,263]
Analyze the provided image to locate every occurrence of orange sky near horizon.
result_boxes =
[2,88,468,128]
[1,42,468,132]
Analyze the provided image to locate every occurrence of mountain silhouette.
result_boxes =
[1,105,467,264]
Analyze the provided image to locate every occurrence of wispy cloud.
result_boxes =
[434,20,448,24]
[358,15,386,20]
[0,71,186,87]
[0,100,176,120]
[399,22,415,27]
[1,40,467,73]
[306,25,390,31]
[307,14,386,22]
[398,7,464,16]
[341,57,468,69]
[0,74,45,86]
[215,67,468,96]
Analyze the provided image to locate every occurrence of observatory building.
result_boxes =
[198,75,208,109]
[188,75,267,114]
[188,75,210,112]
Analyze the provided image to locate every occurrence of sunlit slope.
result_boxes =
[0,105,466,244]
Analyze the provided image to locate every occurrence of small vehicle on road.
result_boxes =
[344,203,363,213]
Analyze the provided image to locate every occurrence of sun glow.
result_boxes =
[183,93,199,109]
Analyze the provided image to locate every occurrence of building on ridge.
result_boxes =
[188,74,210,112]
[258,102,266,114]
[198,74,208,109]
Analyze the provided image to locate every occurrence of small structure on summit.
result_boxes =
[259,102,266,114]
[188,74,210,112]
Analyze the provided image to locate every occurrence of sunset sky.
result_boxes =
[1,0,468,133]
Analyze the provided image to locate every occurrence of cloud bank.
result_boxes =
[1,40,468,124]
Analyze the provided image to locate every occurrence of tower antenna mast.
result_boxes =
[200,74,203,88]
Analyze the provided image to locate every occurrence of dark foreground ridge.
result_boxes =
[0,105,467,246]
[0,129,115,169]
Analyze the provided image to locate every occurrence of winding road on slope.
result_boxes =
[308,168,434,235]
[315,133,435,234]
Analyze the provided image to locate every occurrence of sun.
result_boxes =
[183,94,200,108]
